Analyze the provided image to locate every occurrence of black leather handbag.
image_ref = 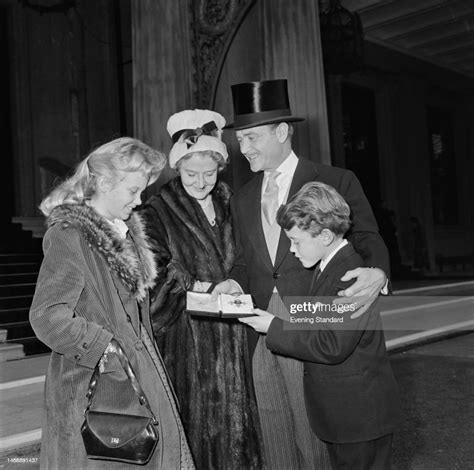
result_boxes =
[81,340,159,465]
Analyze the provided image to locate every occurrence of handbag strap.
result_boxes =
[84,340,158,425]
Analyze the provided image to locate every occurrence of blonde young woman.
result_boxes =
[29,137,194,469]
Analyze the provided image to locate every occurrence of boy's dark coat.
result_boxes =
[266,243,401,443]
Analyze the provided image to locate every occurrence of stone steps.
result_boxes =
[0,355,49,453]
[0,307,30,324]
[1,321,34,341]
[0,273,38,285]
[0,252,47,361]
[0,263,41,275]
[0,254,42,264]
[0,283,36,297]
[0,343,25,362]
[0,296,34,310]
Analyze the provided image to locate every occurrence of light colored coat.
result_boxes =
[30,204,189,469]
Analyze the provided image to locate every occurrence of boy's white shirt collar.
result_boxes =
[320,239,348,272]
[319,239,389,294]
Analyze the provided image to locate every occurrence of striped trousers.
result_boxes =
[252,293,331,470]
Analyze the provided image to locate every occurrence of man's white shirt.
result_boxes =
[261,151,299,206]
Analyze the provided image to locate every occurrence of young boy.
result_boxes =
[240,182,401,470]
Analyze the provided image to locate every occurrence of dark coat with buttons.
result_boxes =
[266,243,402,443]
[29,204,189,469]
[230,157,391,354]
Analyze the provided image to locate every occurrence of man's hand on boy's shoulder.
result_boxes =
[239,308,275,333]
[334,267,387,319]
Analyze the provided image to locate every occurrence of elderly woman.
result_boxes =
[141,110,262,470]
[29,138,194,469]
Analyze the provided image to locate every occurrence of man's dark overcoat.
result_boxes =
[230,158,391,352]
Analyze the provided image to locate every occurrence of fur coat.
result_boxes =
[141,178,263,470]
[29,204,191,469]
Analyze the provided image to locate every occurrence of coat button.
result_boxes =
[74,354,82,360]
[126,315,132,323]
[134,341,143,351]
[273,272,280,279]
[82,343,88,349]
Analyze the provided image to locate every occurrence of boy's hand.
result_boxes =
[239,308,275,333]
[211,279,243,300]
[334,267,387,319]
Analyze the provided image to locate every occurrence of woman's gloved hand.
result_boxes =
[166,261,194,294]
[99,339,120,373]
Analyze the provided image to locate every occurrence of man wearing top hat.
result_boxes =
[214,79,389,470]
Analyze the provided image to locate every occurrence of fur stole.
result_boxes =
[48,204,157,301]
[155,177,235,276]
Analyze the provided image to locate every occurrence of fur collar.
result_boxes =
[161,177,232,216]
[158,178,234,274]
[48,204,157,301]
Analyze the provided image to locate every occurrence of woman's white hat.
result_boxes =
[167,109,229,169]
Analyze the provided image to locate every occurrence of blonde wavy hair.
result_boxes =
[40,137,166,217]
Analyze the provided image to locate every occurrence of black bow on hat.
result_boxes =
[171,121,218,146]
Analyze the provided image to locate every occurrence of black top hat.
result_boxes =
[226,79,304,130]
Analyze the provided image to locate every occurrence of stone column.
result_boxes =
[260,0,331,164]
[132,0,194,186]
[9,5,36,216]
[325,75,345,167]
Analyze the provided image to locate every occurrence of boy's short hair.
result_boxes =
[277,182,351,236]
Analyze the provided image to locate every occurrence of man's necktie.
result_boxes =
[262,171,280,225]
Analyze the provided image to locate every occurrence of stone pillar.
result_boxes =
[9,5,36,216]
[66,7,91,162]
[394,78,435,270]
[325,75,345,167]
[132,0,194,186]
[8,1,123,217]
[260,0,331,163]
